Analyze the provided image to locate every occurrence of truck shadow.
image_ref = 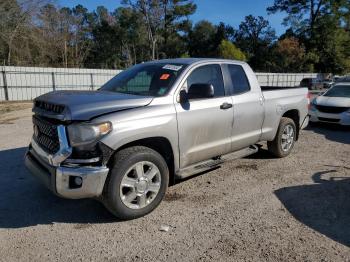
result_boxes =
[245,144,276,160]
[305,123,350,144]
[0,147,116,229]
[275,170,350,247]
[245,148,275,159]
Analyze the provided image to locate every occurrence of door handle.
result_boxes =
[220,102,233,110]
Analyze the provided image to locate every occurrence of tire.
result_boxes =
[267,117,296,158]
[102,146,169,220]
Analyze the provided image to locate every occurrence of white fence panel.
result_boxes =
[0,66,120,101]
[0,66,322,101]
[255,73,318,87]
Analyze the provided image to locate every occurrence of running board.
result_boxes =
[175,145,259,180]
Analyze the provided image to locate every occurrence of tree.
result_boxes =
[273,37,306,72]
[188,20,216,57]
[122,0,196,60]
[114,7,149,66]
[0,0,46,65]
[34,4,64,66]
[213,22,235,49]
[159,0,196,58]
[70,5,93,67]
[218,40,246,61]
[187,21,235,58]
[235,15,276,71]
[86,6,122,68]
[1,0,348,74]
[268,0,350,73]
[35,4,94,68]
[267,0,350,47]
[312,16,350,73]
[267,0,329,39]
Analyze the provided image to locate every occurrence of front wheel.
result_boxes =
[102,146,169,219]
[267,117,296,158]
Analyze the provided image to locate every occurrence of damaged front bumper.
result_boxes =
[25,125,110,199]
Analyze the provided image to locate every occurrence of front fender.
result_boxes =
[96,104,180,171]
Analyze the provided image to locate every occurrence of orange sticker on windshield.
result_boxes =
[160,74,170,80]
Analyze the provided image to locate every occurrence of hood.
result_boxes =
[315,95,350,107]
[33,90,153,121]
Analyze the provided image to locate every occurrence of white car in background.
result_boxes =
[309,83,350,125]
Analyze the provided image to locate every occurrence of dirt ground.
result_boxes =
[0,102,32,124]
[0,106,349,262]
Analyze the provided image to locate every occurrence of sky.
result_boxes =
[57,0,287,35]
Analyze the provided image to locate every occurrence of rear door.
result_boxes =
[175,64,233,168]
[224,63,264,151]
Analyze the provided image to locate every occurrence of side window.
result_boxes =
[227,64,250,95]
[187,64,225,97]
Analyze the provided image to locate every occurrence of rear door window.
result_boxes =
[227,64,250,95]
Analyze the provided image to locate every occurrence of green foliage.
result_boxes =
[180,52,190,58]
[235,15,276,71]
[0,0,37,65]
[121,0,197,60]
[268,0,350,74]
[187,21,235,58]
[0,0,349,74]
[272,37,306,72]
[218,40,246,61]
[188,20,217,57]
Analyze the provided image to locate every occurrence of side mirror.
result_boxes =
[187,83,214,99]
[179,89,188,103]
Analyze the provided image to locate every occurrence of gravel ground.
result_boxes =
[0,106,349,262]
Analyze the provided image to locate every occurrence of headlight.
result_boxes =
[67,122,112,146]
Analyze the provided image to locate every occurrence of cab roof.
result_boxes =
[144,58,247,66]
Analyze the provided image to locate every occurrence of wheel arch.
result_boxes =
[108,137,176,185]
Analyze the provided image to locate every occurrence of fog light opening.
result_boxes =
[69,176,83,189]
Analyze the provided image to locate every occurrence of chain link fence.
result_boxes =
[0,66,320,101]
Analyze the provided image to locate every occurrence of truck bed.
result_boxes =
[260,86,309,142]
[261,86,303,91]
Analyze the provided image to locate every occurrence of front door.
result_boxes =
[175,64,233,168]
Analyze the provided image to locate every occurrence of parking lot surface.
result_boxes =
[0,106,349,261]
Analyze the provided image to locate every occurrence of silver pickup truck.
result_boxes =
[25,58,310,219]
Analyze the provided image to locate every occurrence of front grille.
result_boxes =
[316,105,349,114]
[33,116,60,154]
[35,100,65,114]
[318,117,340,123]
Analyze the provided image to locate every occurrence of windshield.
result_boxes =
[324,85,350,98]
[100,63,187,97]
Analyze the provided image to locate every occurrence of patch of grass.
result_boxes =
[0,102,32,124]
[0,117,20,124]
[0,102,32,114]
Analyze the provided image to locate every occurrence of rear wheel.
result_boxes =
[267,117,296,158]
[102,146,169,219]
